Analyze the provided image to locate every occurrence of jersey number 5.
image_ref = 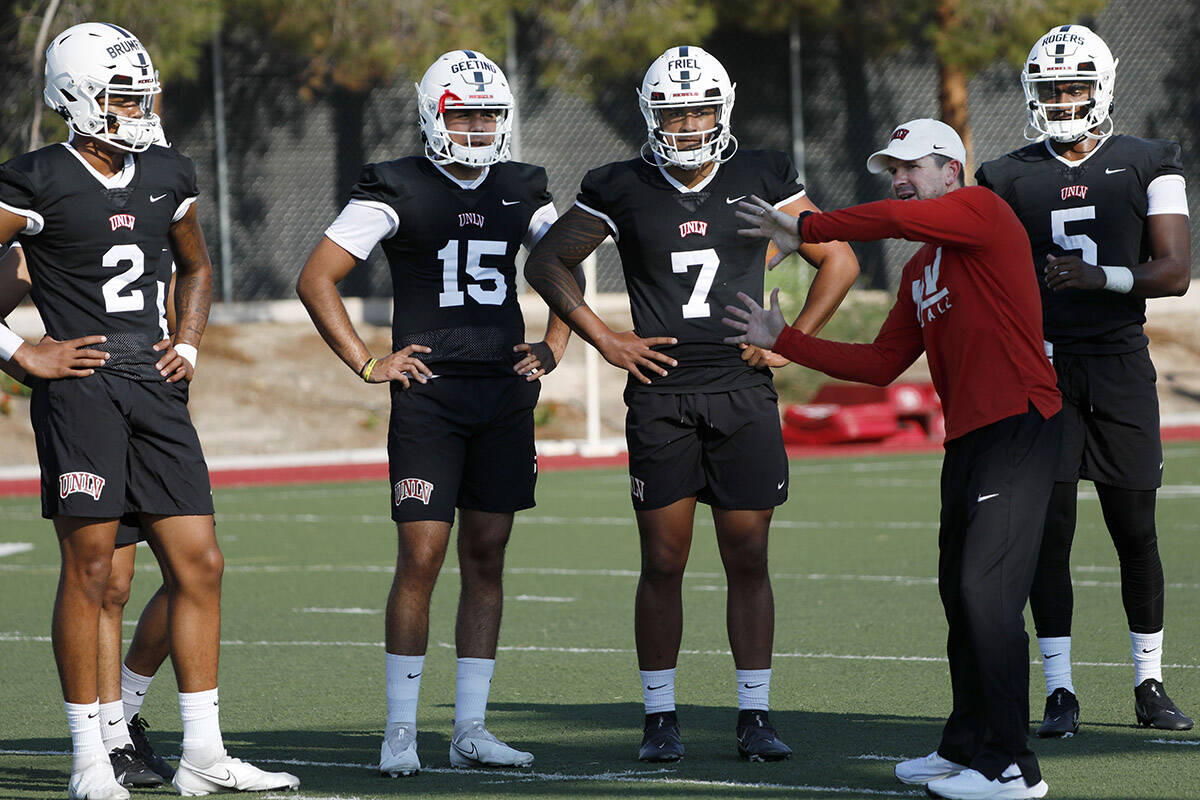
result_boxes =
[437,239,507,307]
[1050,206,1097,264]
[672,248,720,319]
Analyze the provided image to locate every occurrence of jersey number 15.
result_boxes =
[437,239,507,307]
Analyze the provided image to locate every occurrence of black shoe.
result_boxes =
[109,744,163,787]
[1135,679,1194,730]
[128,714,176,779]
[736,709,792,762]
[638,711,684,762]
[1035,687,1080,738]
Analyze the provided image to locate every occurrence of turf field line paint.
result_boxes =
[1146,738,1200,746]
[0,542,33,557]
[296,607,382,614]
[850,754,907,761]
[510,594,576,602]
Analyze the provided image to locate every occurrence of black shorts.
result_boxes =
[624,384,788,511]
[115,513,142,547]
[1053,348,1162,490]
[387,376,539,524]
[30,373,214,520]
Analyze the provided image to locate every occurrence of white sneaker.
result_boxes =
[449,719,534,768]
[379,724,420,777]
[927,763,1048,799]
[172,751,300,796]
[68,753,131,800]
[895,750,969,785]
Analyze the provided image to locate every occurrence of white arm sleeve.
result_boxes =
[523,202,559,250]
[1147,175,1188,216]
[172,196,197,223]
[0,201,43,235]
[324,200,400,260]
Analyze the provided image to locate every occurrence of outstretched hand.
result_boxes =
[722,288,787,351]
[735,195,801,270]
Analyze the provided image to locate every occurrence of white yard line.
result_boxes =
[1146,738,1200,746]
[0,542,33,557]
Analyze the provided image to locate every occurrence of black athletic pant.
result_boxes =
[1030,482,1163,637]
[935,406,1062,785]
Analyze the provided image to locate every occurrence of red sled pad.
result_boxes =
[782,402,899,445]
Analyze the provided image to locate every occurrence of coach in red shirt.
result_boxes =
[725,119,1062,800]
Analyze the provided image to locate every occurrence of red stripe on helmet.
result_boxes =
[438,90,463,114]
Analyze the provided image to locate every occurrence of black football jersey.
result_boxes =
[0,143,195,380]
[976,135,1183,354]
[349,157,553,377]
[577,149,805,392]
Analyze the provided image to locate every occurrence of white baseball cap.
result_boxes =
[866,119,967,174]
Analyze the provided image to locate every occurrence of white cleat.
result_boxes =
[379,724,420,777]
[449,719,534,768]
[68,753,131,800]
[927,763,1048,800]
[895,750,969,785]
[172,751,299,796]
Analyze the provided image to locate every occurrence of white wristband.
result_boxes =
[173,343,198,368]
[1100,266,1134,294]
[0,323,25,362]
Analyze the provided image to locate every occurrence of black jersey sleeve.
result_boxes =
[1148,139,1184,181]
[765,150,806,206]
[349,161,407,209]
[0,158,44,236]
[576,165,619,238]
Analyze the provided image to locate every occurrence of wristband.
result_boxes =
[1100,266,1134,294]
[0,323,25,362]
[359,357,378,382]
[173,342,198,368]
[794,210,814,241]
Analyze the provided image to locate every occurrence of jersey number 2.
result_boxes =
[102,244,168,336]
[672,248,719,319]
[437,239,507,307]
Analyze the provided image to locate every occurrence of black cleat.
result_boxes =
[736,709,792,762]
[1135,679,1194,730]
[638,711,684,762]
[109,744,163,787]
[128,714,176,780]
[1036,687,1080,738]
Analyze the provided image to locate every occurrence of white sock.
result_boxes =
[99,700,134,751]
[179,688,224,765]
[385,653,424,731]
[121,664,155,723]
[454,658,495,728]
[736,668,771,711]
[1038,636,1074,696]
[65,700,106,767]
[640,668,676,714]
[1131,630,1164,685]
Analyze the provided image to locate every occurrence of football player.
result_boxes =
[297,49,569,776]
[724,118,1062,800]
[524,46,859,762]
[0,23,298,798]
[977,24,1192,736]
[0,244,175,788]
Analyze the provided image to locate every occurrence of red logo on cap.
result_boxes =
[891,128,910,141]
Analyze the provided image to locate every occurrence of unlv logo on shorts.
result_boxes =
[630,476,645,501]
[394,478,434,505]
[109,214,136,231]
[59,471,106,500]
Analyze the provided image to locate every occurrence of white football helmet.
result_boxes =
[1021,25,1117,143]
[638,46,736,169]
[416,50,513,167]
[43,22,162,152]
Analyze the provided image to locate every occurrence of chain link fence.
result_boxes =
[154,0,1199,301]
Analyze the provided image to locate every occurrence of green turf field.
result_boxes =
[2,445,1199,799]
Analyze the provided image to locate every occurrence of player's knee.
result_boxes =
[640,549,687,584]
[102,571,133,610]
[66,554,114,601]
[178,543,224,592]
[397,540,446,580]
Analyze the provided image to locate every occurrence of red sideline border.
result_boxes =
[3,425,1199,498]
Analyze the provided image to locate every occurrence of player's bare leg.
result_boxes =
[713,506,790,761]
[448,509,532,768]
[121,571,175,782]
[54,517,129,799]
[381,520,451,776]
[145,514,298,794]
[633,498,696,762]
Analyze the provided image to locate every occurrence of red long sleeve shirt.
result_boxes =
[775,186,1061,442]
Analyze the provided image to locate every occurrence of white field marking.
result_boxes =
[1075,565,1119,573]
[0,542,33,557]
[692,585,725,591]
[510,594,576,602]
[851,479,938,488]
[1147,738,1200,746]
[851,754,906,761]
[0,749,921,796]
[296,607,381,615]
